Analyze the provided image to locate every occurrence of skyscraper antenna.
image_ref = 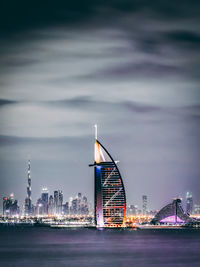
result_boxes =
[94,124,98,140]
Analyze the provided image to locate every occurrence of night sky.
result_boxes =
[0,1,200,212]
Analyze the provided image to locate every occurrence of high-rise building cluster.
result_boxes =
[34,188,52,216]
[22,159,90,216]
[127,196,156,216]
[193,204,200,214]
[3,158,200,221]
[69,193,89,215]
[1,159,90,217]
[185,191,200,215]
[186,192,193,214]
[34,188,63,216]
[3,193,19,216]
[126,192,200,217]
[127,204,140,216]
[33,190,90,216]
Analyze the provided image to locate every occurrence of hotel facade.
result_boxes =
[90,128,126,228]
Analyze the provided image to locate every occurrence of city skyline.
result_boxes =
[0,129,200,213]
[1,155,199,215]
[0,1,200,212]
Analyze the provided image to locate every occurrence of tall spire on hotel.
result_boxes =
[94,124,98,140]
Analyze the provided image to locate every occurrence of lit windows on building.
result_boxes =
[90,127,126,228]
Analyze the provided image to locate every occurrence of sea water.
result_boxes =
[0,226,200,266]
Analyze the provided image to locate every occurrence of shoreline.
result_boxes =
[0,223,200,230]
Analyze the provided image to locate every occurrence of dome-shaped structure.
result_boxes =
[151,198,196,225]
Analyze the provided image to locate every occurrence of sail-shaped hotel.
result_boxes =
[89,126,126,228]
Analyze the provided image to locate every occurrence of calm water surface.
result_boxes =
[0,226,200,266]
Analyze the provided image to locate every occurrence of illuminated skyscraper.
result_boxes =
[142,195,147,215]
[186,192,193,214]
[24,160,32,215]
[54,190,59,214]
[89,125,126,228]
[41,188,49,215]
[48,195,54,215]
[53,190,63,214]
[58,190,63,214]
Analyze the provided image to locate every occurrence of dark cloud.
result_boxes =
[1,0,200,37]
[135,30,200,55]
[166,31,200,45]
[48,96,94,107]
[0,99,17,107]
[123,101,161,113]
[2,58,40,68]
[78,62,183,81]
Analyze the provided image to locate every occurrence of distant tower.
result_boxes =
[142,195,147,215]
[53,190,63,215]
[48,195,54,215]
[54,191,59,214]
[58,190,63,214]
[186,192,193,215]
[25,160,32,215]
[41,188,49,215]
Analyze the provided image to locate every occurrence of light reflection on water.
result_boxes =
[0,227,200,266]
